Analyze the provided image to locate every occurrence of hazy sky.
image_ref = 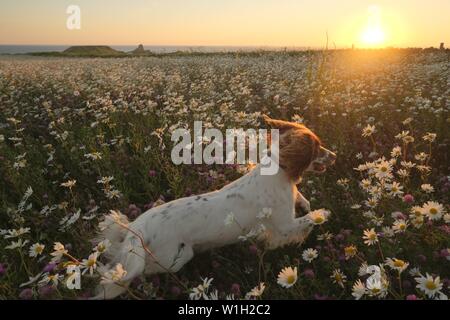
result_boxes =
[0,0,449,48]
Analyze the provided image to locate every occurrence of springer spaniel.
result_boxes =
[94,115,336,299]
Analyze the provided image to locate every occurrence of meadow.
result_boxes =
[0,49,449,300]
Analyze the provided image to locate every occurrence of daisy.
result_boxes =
[420,184,434,193]
[392,219,408,233]
[352,280,366,300]
[366,276,388,298]
[422,201,445,221]
[381,226,395,238]
[416,165,431,174]
[409,267,421,277]
[410,215,424,229]
[358,262,370,277]
[410,206,424,217]
[364,197,379,209]
[386,181,403,197]
[395,130,410,140]
[93,239,111,255]
[344,245,358,260]
[50,242,68,262]
[331,269,347,288]
[277,266,298,288]
[360,179,372,191]
[362,124,375,137]
[60,180,76,189]
[400,161,415,169]
[302,248,318,263]
[363,228,378,246]
[415,273,443,298]
[245,282,265,299]
[29,243,45,258]
[415,152,428,162]
[5,239,29,250]
[189,277,214,300]
[397,169,409,178]
[422,132,437,142]
[101,263,127,285]
[444,213,450,224]
[375,160,393,180]
[385,258,409,273]
[81,252,98,275]
[307,209,330,225]
[39,273,63,287]
[390,146,402,158]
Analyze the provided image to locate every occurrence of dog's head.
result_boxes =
[263,115,336,182]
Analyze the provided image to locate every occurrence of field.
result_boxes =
[0,49,449,300]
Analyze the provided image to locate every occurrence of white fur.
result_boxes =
[94,165,315,299]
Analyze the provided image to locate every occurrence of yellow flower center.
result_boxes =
[287,275,296,284]
[393,260,405,268]
[371,288,380,294]
[380,167,387,172]
[314,217,324,224]
[425,280,436,290]
[429,208,438,215]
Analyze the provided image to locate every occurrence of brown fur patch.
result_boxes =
[263,115,321,182]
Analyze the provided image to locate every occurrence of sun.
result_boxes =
[361,26,385,46]
[360,5,386,47]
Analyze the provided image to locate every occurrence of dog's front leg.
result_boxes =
[295,189,311,216]
[267,216,314,249]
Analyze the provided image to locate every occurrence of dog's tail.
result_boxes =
[91,211,146,299]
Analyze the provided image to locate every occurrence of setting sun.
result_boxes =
[360,5,386,47]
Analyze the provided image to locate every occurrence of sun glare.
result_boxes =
[360,5,386,47]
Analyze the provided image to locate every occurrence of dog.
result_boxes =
[93,115,336,299]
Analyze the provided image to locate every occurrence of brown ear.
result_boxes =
[262,115,300,132]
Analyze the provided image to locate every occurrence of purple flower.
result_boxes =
[38,285,55,298]
[126,204,142,219]
[314,294,328,300]
[171,286,181,297]
[152,276,160,288]
[417,254,427,263]
[19,288,33,300]
[248,244,258,255]
[0,263,6,276]
[403,194,414,204]
[144,202,154,211]
[406,294,418,300]
[335,234,344,242]
[303,269,315,279]
[43,263,57,273]
[230,283,241,296]
[402,280,412,289]
[148,170,157,177]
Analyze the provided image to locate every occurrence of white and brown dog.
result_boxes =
[94,115,336,299]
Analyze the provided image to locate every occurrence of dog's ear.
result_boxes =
[262,115,300,132]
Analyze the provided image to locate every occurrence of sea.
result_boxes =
[0,45,309,54]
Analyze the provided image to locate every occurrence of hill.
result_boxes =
[63,46,125,57]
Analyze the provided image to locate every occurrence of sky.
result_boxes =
[0,0,449,48]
